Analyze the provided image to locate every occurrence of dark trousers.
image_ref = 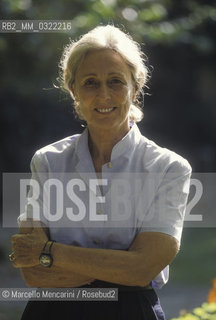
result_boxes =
[21,281,166,320]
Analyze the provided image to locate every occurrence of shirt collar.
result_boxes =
[76,123,142,163]
[110,123,141,160]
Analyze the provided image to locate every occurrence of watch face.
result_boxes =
[39,254,52,267]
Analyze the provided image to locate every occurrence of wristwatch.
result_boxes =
[39,240,55,268]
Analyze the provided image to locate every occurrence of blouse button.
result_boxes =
[107,162,112,168]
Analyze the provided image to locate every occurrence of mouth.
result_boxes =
[95,107,116,113]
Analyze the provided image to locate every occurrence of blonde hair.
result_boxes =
[59,25,150,122]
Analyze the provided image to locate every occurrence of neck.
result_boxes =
[88,124,130,164]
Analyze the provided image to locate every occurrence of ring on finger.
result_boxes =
[9,251,15,262]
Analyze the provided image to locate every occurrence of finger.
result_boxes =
[32,220,47,232]
[13,258,25,268]
[32,220,44,228]
[11,234,28,243]
[31,221,49,239]
[19,219,34,234]
[12,257,19,268]
[11,234,20,243]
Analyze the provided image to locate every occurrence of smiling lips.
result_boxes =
[95,107,116,113]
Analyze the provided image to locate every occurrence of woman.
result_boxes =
[10,25,191,320]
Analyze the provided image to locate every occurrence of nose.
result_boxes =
[97,82,111,100]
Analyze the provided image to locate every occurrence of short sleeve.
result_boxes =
[138,159,192,243]
[17,151,49,227]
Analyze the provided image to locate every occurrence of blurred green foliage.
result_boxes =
[1,0,216,45]
[171,302,216,320]
[1,0,215,173]
[1,0,215,102]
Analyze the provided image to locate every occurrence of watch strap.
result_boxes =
[42,240,56,254]
[39,240,56,267]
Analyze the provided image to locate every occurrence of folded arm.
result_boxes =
[15,220,94,287]
[49,231,178,287]
[12,220,179,288]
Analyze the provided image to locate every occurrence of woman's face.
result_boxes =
[72,49,135,133]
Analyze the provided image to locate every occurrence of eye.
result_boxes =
[109,78,122,85]
[83,78,98,87]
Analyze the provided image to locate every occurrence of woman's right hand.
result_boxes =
[15,219,95,287]
[11,221,48,268]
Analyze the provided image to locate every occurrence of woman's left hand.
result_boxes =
[11,221,48,268]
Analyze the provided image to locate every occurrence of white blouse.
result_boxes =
[18,123,191,289]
